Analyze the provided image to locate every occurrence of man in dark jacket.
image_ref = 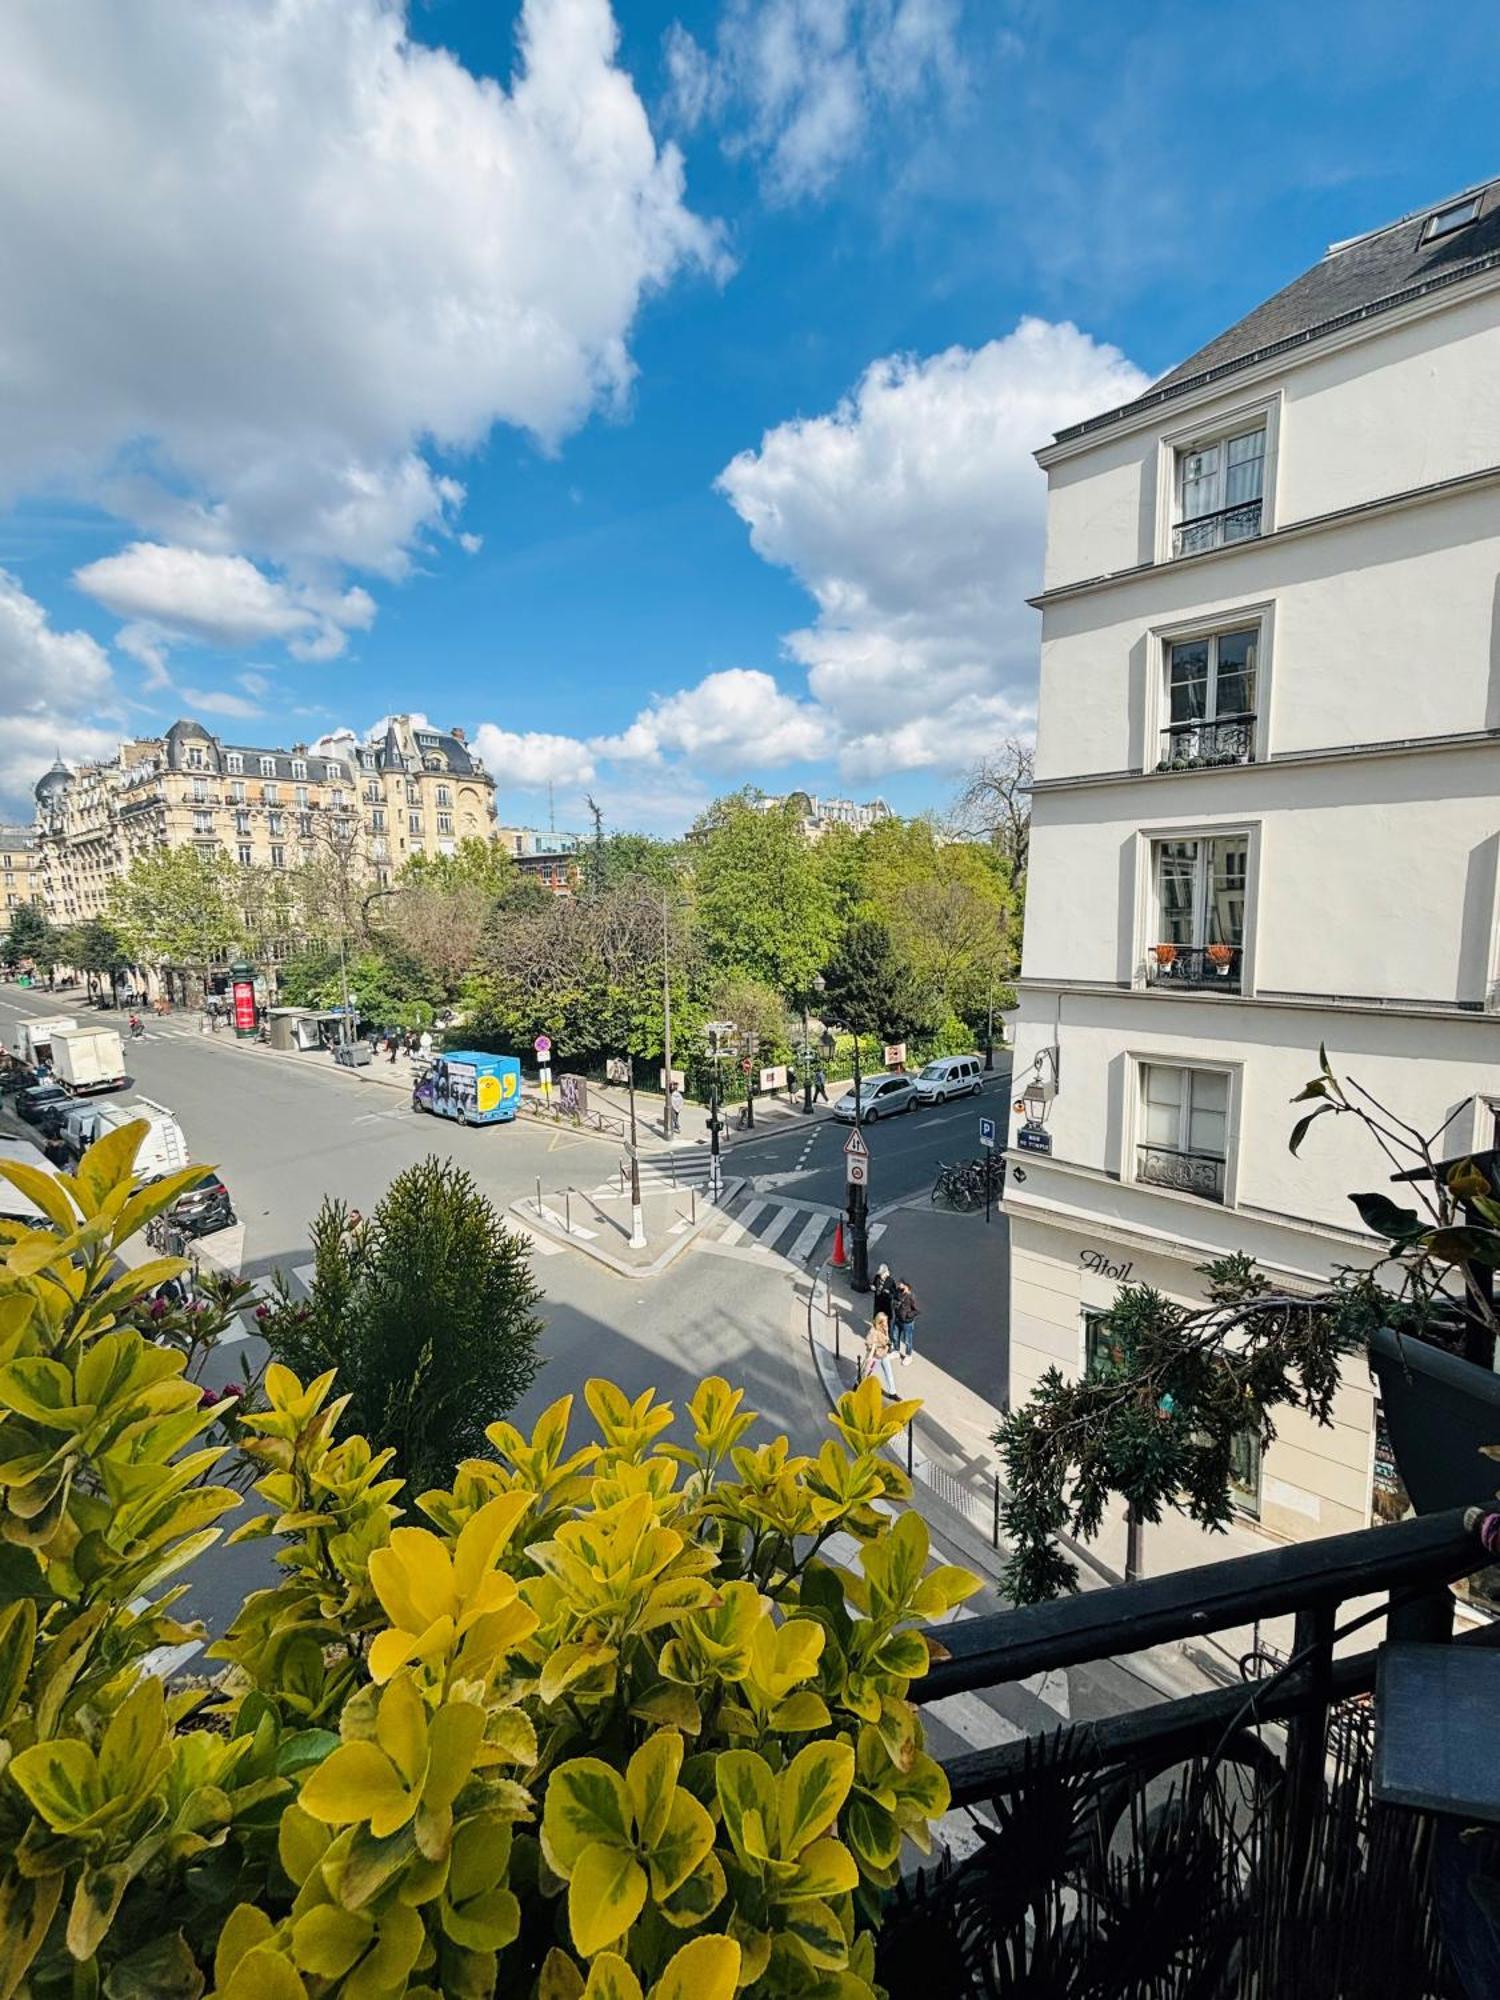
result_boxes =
[893,1281,920,1364]
[872,1262,897,1332]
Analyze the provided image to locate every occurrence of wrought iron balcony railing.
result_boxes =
[1172,496,1263,557]
[1146,942,1242,991]
[1157,713,1256,767]
[1135,1140,1226,1200]
[882,1507,1492,1998]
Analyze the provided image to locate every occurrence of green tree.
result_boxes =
[693,793,836,999]
[1,899,58,972]
[263,1156,544,1491]
[66,916,130,1001]
[400,835,517,900]
[107,845,246,971]
[596,831,684,892]
[278,943,433,1026]
[820,917,930,1045]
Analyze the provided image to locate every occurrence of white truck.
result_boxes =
[51,1024,127,1096]
[89,1098,190,1180]
[12,1017,76,1068]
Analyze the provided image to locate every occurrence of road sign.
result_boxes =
[843,1127,869,1159]
[846,1154,869,1187]
[660,1068,686,1090]
[979,1116,996,1149]
[534,1035,552,1056]
[883,1041,906,1068]
[759,1064,786,1093]
[606,1056,629,1084]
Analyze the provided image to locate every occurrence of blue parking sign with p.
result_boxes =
[979,1116,996,1149]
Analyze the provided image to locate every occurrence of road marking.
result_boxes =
[138,1639,205,1681]
[507,1222,564,1258]
[718,1198,764,1247]
[867,1221,886,1245]
[790,1212,828,1261]
[926,1688,1027,1751]
[757,1204,799,1252]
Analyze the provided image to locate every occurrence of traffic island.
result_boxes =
[509,1175,746,1279]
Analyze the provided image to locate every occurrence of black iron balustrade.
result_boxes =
[1172,496,1263,556]
[1158,713,1256,766]
[887,1507,1491,1998]
[1135,1140,1226,1199]
[1145,942,1243,991]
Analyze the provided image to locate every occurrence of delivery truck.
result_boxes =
[90,1098,190,1179]
[411,1050,521,1126]
[51,1024,127,1095]
[12,1017,76,1067]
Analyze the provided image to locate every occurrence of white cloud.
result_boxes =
[179,687,265,720]
[717,318,1149,774]
[237,670,271,698]
[0,569,120,809]
[592,667,827,767]
[473,725,598,790]
[73,544,375,663]
[0,0,721,593]
[666,0,964,202]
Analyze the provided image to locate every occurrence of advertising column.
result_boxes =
[230,961,258,1041]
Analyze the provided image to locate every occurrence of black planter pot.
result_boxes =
[1368,1324,1500,1514]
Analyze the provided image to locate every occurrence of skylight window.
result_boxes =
[1424,195,1481,242]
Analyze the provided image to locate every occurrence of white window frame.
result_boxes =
[258,756,277,779]
[324,760,343,781]
[1150,604,1272,770]
[270,845,286,871]
[1123,1053,1240,1207]
[262,783,279,806]
[225,752,244,775]
[290,758,307,781]
[236,842,252,867]
[408,811,423,837]
[1148,829,1250,988]
[229,780,246,805]
[1133,822,1259,995]
[1155,395,1280,564]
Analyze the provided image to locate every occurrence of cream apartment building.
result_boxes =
[34,714,495,921]
[1006,178,1500,1572]
[0,825,40,933]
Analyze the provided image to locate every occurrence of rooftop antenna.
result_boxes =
[547,778,556,837]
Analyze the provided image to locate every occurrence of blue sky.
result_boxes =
[1,0,1497,830]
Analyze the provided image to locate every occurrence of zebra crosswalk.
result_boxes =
[586,1147,718,1197]
[694,1185,885,1270]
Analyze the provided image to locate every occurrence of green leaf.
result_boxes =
[777,1740,855,1860]
[1349,1192,1424,1241]
[1288,1107,1329,1157]
[843,1792,901,1871]
[0,1599,36,1731]
[648,1935,741,2000]
[568,1842,646,1958]
[781,1897,847,1969]
[291,1906,373,1979]
[782,1836,860,1902]
[626,1731,682,1852]
[10,1738,100,1834]
[656,1849,726,1930]
[580,1954,642,2000]
[103,1930,204,2000]
[542,1758,632,1875]
[1424,1226,1500,1267]
[645,1790,714,1902]
[715,1750,777,1866]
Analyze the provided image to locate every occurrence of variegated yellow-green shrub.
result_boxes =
[0,1126,979,2000]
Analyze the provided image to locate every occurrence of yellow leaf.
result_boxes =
[277,1804,330,1888]
[299,1741,412,1838]
[715,1749,777,1866]
[777,1740,855,1859]
[220,1945,309,2000]
[291,1905,373,1979]
[542,1758,632,1875]
[645,1789,714,1903]
[374,1676,429,1791]
[368,1527,454,1635]
[538,1946,587,2000]
[626,1731,682,1851]
[569,1842,646,1959]
[583,1951,644,2000]
[649,1934,741,2000]
[451,1489,532,1598]
[423,1701,485,1815]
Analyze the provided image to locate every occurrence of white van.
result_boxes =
[0,1136,66,1224]
[90,1098,190,1180]
[913,1054,984,1104]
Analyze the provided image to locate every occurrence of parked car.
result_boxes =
[832,1072,918,1122]
[164,1170,236,1237]
[16,1081,70,1126]
[913,1054,985,1104]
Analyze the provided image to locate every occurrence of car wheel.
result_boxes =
[935,1089,946,1105]
[865,1106,878,1122]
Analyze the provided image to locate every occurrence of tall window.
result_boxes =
[1150,833,1247,988]
[229,780,246,805]
[409,811,423,837]
[295,785,309,809]
[187,746,205,769]
[435,784,451,807]
[225,752,244,775]
[290,758,307,781]
[330,786,345,809]
[192,810,212,836]
[191,778,208,804]
[406,783,421,807]
[234,810,250,836]
[1174,426,1265,556]
[270,845,286,870]
[298,812,314,840]
[324,760,342,781]
[262,783,279,806]
[436,812,453,835]
[237,842,252,866]
[266,811,283,837]
[259,756,276,778]
[1162,628,1258,767]
[370,809,386,832]
[1137,1063,1229,1202]
[1229,1429,1263,1518]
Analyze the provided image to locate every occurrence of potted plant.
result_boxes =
[1151,942,1177,970]
[1206,941,1236,976]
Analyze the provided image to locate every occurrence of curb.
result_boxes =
[509,1176,748,1280]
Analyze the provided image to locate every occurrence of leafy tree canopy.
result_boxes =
[693,792,837,1000]
[820,917,931,1044]
[1,900,58,971]
[106,845,247,968]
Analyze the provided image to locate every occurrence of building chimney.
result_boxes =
[451,725,466,743]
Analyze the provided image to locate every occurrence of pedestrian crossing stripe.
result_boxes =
[693,1189,885,1267]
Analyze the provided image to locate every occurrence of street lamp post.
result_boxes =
[705,1021,732,1204]
[625,1054,646,1248]
[802,973,824,1115]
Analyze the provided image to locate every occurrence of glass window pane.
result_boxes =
[1142,1064,1183,1146]
[1169,640,1209,721]
[1157,841,1199,943]
[1178,444,1220,521]
[1213,629,1257,717]
[1224,429,1265,504]
[1207,836,1248,946]
[1187,1069,1228,1156]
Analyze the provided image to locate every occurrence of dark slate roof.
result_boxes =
[1052,176,1500,447]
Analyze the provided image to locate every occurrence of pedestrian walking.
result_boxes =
[419,1029,433,1062]
[872,1261,897,1330]
[861,1311,897,1395]
[786,1061,798,1104]
[814,1064,829,1103]
[894,1280,920,1364]
[386,1034,398,1064]
[668,1084,685,1137]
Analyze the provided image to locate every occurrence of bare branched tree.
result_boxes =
[952,738,1035,880]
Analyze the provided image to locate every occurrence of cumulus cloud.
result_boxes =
[0,570,121,808]
[665,0,965,202]
[0,0,721,649]
[717,318,1150,775]
[473,725,598,791]
[592,667,827,767]
[74,544,375,665]
[179,688,265,721]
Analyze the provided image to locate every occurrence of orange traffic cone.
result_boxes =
[832,1221,847,1268]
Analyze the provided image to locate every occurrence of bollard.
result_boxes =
[835,1312,841,1364]
[993,1470,1001,1549]
[535,1176,542,1215]
[691,1189,697,1226]
[906,1421,914,1477]
[565,1189,572,1235]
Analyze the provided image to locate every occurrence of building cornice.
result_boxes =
[1028,460,1500,611]
[1036,258,1500,466]
[1014,976,1500,1025]
[1030,725,1500,797]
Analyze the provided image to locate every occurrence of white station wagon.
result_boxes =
[913,1054,984,1104]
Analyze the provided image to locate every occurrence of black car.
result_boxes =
[0,1065,37,1096]
[16,1081,69,1126]
[168,1171,236,1237]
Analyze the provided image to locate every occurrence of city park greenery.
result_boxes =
[0,1122,976,1997]
[63,765,1021,1084]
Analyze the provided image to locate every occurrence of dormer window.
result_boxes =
[1173,425,1265,557]
[225,752,244,775]
[1424,194,1481,242]
[259,756,276,778]
[290,758,307,781]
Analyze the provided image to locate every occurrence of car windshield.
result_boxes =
[918,1063,945,1080]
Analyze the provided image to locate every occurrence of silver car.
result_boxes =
[832,1072,918,1122]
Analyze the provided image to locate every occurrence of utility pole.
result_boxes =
[626,1056,645,1249]
[985,967,996,1072]
[661,889,674,1140]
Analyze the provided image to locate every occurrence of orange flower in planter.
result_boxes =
[1152,943,1177,966]
[1206,943,1235,968]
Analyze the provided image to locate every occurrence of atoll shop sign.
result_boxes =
[1079,1248,1134,1283]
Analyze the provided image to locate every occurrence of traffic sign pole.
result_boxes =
[843,1128,871,1293]
[979,1114,997,1227]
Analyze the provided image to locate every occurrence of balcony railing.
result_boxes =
[1135,1141,1226,1200]
[1172,495,1263,556]
[1146,942,1242,991]
[882,1507,1491,1997]
[1157,713,1256,767]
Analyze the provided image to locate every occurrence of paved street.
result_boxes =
[0,987,1185,1800]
